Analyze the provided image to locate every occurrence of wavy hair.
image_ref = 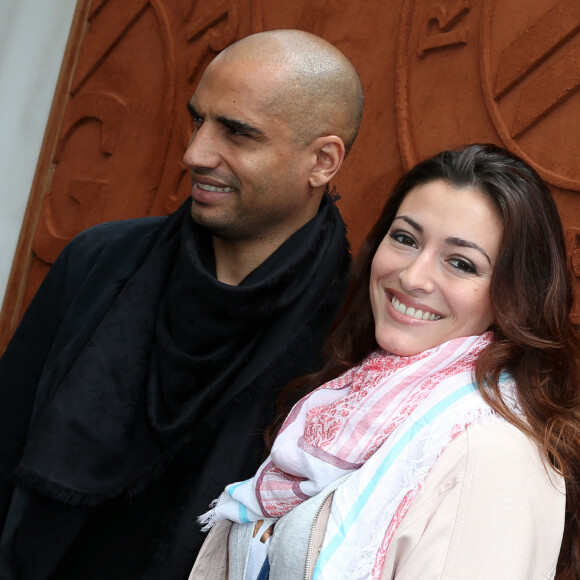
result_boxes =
[266,144,580,578]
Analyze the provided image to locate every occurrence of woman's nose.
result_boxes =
[399,253,436,293]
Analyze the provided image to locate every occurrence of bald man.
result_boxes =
[0,30,363,580]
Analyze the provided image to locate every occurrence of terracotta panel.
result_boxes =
[1,0,579,352]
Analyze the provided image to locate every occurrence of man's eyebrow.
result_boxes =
[186,102,263,138]
[216,115,263,138]
[394,215,492,264]
[187,102,199,117]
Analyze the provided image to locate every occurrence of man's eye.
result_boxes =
[448,257,476,274]
[186,103,203,127]
[226,125,249,138]
[189,116,203,132]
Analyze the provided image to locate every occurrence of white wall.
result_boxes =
[0,0,78,306]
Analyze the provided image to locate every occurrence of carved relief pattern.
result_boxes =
[480,0,580,190]
[491,0,580,139]
[566,229,580,280]
[396,0,580,322]
[416,0,471,58]
[3,0,580,347]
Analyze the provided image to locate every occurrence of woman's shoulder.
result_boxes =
[447,420,563,486]
[413,420,565,508]
[384,420,566,579]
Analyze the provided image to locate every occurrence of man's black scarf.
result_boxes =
[12,194,350,506]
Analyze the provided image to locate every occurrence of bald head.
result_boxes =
[211,29,364,155]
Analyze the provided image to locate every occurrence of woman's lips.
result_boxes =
[386,290,443,324]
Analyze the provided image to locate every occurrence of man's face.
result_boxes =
[183,58,316,244]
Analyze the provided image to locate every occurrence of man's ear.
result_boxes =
[308,136,346,189]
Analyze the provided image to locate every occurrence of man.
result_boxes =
[0,30,363,579]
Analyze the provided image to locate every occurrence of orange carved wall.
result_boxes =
[1,0,579,351]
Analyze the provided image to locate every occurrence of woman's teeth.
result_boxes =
[391,296,441,321]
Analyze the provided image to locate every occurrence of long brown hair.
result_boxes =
[266,144,580,578]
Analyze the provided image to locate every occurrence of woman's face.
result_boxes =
[370,179,503,356]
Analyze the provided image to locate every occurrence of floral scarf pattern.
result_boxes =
[201,333,513,579]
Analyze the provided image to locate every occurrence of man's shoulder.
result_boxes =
[66,215,168,261]
[72,215,167,247]
[47,215,169,288]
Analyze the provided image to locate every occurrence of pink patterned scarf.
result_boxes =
[200,333,511,579]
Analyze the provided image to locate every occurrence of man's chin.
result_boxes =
[190,207,237,237]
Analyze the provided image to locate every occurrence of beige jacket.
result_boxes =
[190,421,565,579]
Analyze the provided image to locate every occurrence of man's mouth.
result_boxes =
[196,182,235,193]
[391,295,442,321]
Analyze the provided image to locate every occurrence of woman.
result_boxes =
[190,144,580,579]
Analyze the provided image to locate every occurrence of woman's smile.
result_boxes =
[386,291,442,323]
[370,179,503,356]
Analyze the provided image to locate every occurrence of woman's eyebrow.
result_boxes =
[394,215,422,232]
[445,236,492,264]
[393,215,491,264]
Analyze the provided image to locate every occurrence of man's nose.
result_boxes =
[183,123,220,169]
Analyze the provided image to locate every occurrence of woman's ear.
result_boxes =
[308,136,346,189]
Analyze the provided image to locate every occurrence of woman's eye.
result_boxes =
[448,257,476,274]
[390,232,417,247]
